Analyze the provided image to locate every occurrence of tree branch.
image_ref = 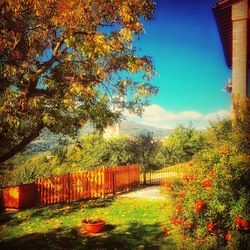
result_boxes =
[0,124,44,164]
[27,39,67,95]
[36,37,65,75]
[27,88,54,98]
[73,31,95,36]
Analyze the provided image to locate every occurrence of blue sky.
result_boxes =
[126,0,232,129]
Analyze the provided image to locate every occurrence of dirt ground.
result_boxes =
[118,186,165,200]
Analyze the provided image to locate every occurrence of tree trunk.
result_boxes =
[0,125,43,164]
[143,172,147,185]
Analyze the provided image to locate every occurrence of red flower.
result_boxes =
[182,175,194,183]
[186,221,191,228]
[209,167,216,177]
[225,234,232,241]
[179,192,185,198]
[166,181,172,191]
[235,217,249,230]
[203,179,212,189]
[161,181,172,191]
[176,218,182,225]
[171,218,182,226]
[207,223,214,231]
[235,217,242,227]
[195,239,202,245]
[188,161,193,167]
[182,176,188,182]
[175,205,182,211]
[162,226,171,236]
[241,220,249,230]
[171,219,177,225]
[219,146,230,155]
[194,200,204,213]
[188,175,194,181]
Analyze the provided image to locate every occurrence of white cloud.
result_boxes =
[124,104,231,129]
[204,110,230,120]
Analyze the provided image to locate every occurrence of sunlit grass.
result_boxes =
[0,197,176,249]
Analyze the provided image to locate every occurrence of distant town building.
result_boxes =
[103,123,120,139]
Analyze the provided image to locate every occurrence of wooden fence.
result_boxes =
[36,164,140,206]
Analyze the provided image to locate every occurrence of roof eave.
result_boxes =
[212,4,232,69]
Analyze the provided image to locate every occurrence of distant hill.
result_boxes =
[24,121,172,155]
[78,120,172,138]
[119,121,172,138]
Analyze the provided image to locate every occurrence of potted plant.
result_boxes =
[82,218,106,234]
[223,78,232,93]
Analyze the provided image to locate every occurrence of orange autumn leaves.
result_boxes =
[8,0,154,31]
[0,0,158,163]
[0,0,156,109]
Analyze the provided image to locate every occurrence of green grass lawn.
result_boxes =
[0,197,176,250]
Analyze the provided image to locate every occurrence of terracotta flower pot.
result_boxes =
[82,219,106,234]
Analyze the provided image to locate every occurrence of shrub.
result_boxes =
[166,115,250,249]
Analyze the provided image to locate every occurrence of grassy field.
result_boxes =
[0,196,176,250]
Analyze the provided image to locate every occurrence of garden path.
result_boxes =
[118,186,165,200]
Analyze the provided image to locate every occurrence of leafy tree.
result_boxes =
[158,125,206,167]
[77,134,109,168]
[51,146,68,164]
[205,119,232,148]
[133,131,160,183]
[105,136,136,166]
[71,135,136,168]
[0,0,157,164]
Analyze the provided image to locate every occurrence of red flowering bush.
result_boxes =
[165,117,250,249]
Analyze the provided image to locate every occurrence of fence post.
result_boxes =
[36,179,40,206]
[143,172,146,185]
[112,168,115,196]
[102,167,105,198]
[138,165,141,187]
[128,165,131,191]
[67,173,70,202]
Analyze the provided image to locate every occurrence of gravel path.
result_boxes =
[118,186,165,200]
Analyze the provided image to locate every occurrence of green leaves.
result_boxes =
[158,125,206,167]
[0,0,157,163]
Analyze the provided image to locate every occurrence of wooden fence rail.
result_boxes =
[36,164,140,206]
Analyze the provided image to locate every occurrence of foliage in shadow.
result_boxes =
[0,198,114,228]
[0,211,25,228]
[0,221,174,250]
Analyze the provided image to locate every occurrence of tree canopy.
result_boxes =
[157,125,206,166]
[0,0,157,163]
